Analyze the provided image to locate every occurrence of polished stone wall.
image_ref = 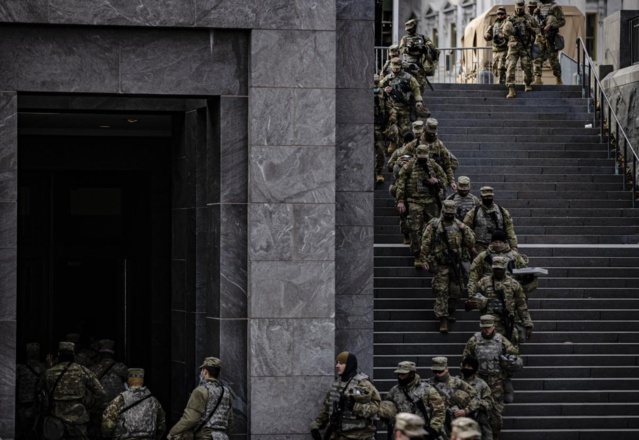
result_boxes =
[0,0,374,438]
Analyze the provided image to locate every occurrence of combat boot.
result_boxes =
[414,256,423,269]
[439,317,449,333]
[524,84,532,92]
[376,174,385,184]
[387,143,396,154]
[555,75,563,85]
[506,86,516,99]
[533,76,543,85]
[402,233,410,245]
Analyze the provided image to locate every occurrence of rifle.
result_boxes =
[441,225,469,297]
[407,62,435,92]
[494,283,516,341]
[401,388,445,440]
[510,17,534,59]
[324,393,345,440]
[419,161,442,211]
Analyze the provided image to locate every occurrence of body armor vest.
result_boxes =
[114,388,157,439]
[537,2,556,23]
[492,20,508,50]
[447,193,478,222]
[387,72,414,105]
[404,34,426,57]
[327,373,370,432]
[200,380,232,431]
[388,381,432,418]
[509,15,531,42]
[474,332,504,377]
[427,376,455,405]
[473,206,505,244]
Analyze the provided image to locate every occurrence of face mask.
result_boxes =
[398,374,413,386]
[482,198,494,207]
[444,214,455,222]
[493,269,506,280]
[417,157,428,164]
[425,132,437,141]
[461,369,476,378]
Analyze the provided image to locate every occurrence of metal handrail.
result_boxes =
[576,37,638,207]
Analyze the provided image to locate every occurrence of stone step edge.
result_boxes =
[374,244,639,249]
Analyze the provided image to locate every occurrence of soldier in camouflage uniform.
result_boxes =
[396,145,447,267]
[464,186,518,255]
[102,368,166,440]
[311,351,380,440]
[380,44,401,79]
[65,333,96,368]
[374,73,392,184]
[484,7,509,85]
[532,0,566,85]
[89,339,128,438]
[381,58,426,137]
[445,176,481,278]
[418,118,457,192]
[459,356,494,440]
[502,1,536,98]
[420,200,475,333]
[463,316,520,440]
[16,343,45,440]
[41,341,106,439]
[399,19,439,94]
[467,256,533,348]
[378,361,446,436]
[426,357,479,436]
[168,357,234,440]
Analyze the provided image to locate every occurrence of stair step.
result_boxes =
[375,286,639,299]
[430,111,591,120]
[436,118,592,128]
[374,297,639,310]
[374,320,639,333]
[374,215,638,226]
[442,142,610,150]
[453,149,608,158]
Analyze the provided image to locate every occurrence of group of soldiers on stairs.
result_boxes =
[16,336,234,440]
[362,3,563,438]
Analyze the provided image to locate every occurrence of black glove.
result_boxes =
[311,428,322,440]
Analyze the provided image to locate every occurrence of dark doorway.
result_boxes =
[16,112,172,397]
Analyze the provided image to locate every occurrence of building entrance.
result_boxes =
[16,112,172,396]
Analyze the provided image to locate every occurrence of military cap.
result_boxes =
[431,356,448,371]
[425,118,438,133]
[516,1,525,7]
[442,200,457,214]
[389,44,400,53]
[480,314,496,327]
[451,417,482,439]
[412,120,425,132]
[128,368,145,378]
[58,341,75,353]
[396,412,427,437]
[457,176,471,189]
[480,186,494,196]
[390,57,403,67]
[65,333,81,344]
[394,361,417,374]
[415,145,429,158]
[26,342,40,358]
[405,19,417,29]
[528,1,537,6]
[497,6,507,13]
[199,357,222,369]
[491,229,508,242]
[99,339,115,354]
[492,255,509,269]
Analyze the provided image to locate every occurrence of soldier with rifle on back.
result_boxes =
[502,1,536,98]
[311,351,380,440]
[420,200,475,333]
[532,0,566,85]
[399,19,439,95]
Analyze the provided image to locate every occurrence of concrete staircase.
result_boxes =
[373,83,639,439]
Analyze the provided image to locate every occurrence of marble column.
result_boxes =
[0,92,17,436]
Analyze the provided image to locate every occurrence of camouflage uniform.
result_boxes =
[396,148,447,258]
[463,319,519,439]
[400,19,438,94]
[459,374,494,440]
[463,187,518,253]
[484,8,509,84]
[533,0,565,83]
[420,203,475,324]
[311,372,381,439]
[16,344,45,440]
[503,3,535,95]
[169,358,234,440]
[381,362,445,433]
[374,74,392,181]
[102,381,166,439]
[427,358,479,435]
[380,59,424,136]
[418,119,456,189]
[471,272,533,347]
[445,186,480,223]
[379,44,400,79]
[43,347,107,439]
[468,243,529,297]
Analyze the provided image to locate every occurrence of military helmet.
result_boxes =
[442,200,456,215]
[388,44,400,55]
[395,412,427,437]
[405,19,417,30]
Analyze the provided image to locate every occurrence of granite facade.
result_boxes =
[0,1,374,439]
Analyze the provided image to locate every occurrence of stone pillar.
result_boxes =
[0,92,17,436]
[248,27,337,437]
